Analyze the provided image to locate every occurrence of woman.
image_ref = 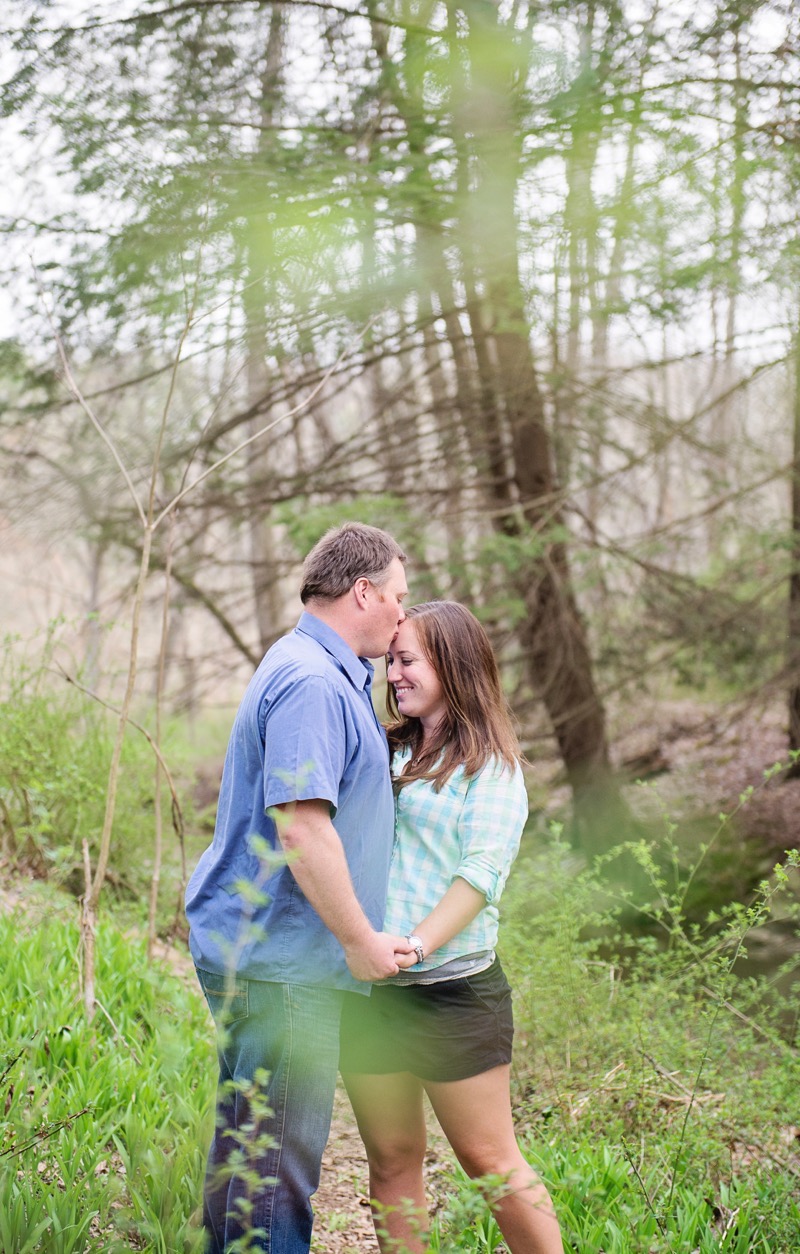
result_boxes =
[340,601,564,1254]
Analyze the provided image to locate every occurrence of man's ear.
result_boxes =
[353,576,371,609]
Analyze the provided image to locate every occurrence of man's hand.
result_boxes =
[395,947,422,970]
[345,932,415,982]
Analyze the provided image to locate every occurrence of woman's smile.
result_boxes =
[386,620,447,731]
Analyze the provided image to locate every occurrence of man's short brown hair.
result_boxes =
[300,522,406,604]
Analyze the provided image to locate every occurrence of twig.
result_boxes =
[621,1138,667,1238]
[640,1052,697,1098]
[700,986,799,1055]
[149,511,176,963]
[37,258,198,1020]
[34,267,147,529]
[0,1107,93,1159]
[94,999,143,1067]
[54,666,184,840]
[80,838,94,1012]
[154,318,374,527]
[719,1206,740,1241]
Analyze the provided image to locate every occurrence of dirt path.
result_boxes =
[311,1088,379,1253]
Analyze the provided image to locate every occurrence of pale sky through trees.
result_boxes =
[2,0,799,802]
[0,0,794,356]
[1,0,142,338]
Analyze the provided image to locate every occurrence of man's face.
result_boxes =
[364,557,408,657]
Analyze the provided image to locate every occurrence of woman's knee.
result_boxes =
[457,1144,529,1184]
[365,1132,426,1183]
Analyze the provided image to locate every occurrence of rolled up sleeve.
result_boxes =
[455,762,529,905]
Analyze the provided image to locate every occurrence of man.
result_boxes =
[186,522,412,1253]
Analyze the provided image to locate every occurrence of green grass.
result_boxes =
[0,632,217,935]
[0,908,214,1253]
[2,883,798,1253]
[495,831,800,1254]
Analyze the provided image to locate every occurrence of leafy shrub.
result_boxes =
[0,635,196,922]
[497,825,800,1252]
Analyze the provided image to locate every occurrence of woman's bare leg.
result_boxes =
[342,1070,429,1253]
[425,1065,564,1254]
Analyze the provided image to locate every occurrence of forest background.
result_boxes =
[1,0,800,1250]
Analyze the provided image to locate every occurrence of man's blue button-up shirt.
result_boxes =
[185,612,394,993]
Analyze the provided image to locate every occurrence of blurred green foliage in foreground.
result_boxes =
[1,841,798,1252]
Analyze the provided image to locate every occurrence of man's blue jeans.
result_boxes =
[197,970,344,1253]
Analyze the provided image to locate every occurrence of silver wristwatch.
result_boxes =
[405,934,425,965]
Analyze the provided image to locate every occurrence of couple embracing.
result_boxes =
[186,522,564,1254]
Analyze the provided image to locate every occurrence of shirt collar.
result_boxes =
[295,611,375,691]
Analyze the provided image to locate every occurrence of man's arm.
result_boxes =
[275,798,412,981]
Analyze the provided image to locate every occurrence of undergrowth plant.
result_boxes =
[1,752,799,1252]
[500,772,800,1254]
[0,904,213,1253]
[0,633,199,929]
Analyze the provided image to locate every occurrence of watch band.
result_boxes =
[405,934,425,965]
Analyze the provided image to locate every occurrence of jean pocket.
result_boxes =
[197,967,250,1026]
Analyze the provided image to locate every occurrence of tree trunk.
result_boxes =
[453,0,625,848]
[788,315,800,775]
[243,5,288,654]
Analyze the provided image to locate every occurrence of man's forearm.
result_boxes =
[275,799,409,979]
[278,803,373,945]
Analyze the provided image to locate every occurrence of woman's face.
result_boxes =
[387,619,447,731]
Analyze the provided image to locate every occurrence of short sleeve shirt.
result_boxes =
[383,750,528,970]
[185,613,395,992]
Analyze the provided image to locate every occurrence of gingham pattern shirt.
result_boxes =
[383,748,528,972]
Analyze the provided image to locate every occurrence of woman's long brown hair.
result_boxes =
[386,601,522,791]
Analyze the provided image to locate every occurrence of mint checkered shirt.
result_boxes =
[383,748,528,971]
